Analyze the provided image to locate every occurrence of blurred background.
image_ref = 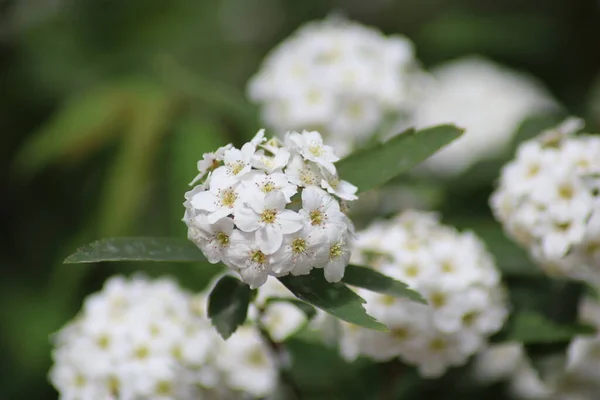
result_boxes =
[1,0,600,398]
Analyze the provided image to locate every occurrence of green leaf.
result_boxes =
[207,275,253,339]
[64,237,206,263]
[278,269,387,331]
[493,311,595,344]
[12,83,128,177]
[265,297,318,320]
[343,264,427,304]
[336,125,463,193]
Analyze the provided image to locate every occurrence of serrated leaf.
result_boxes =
[64,237,206,263]
[265,297,318,320]
[278,269,387,331]
[493,311,596,344]
[343,264,427,304]
[207,275,252,339]
[336,125,463,193]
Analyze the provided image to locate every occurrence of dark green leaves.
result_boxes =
[343,264,426,304]
[336,125,464,193]
[64,237,206,263]
[278,269,387,331]
[207,275,253,339]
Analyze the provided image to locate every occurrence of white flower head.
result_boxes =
[491,118,600,282]
[339,210,508,377]
[184,129,357,287]
[247,16,426,156]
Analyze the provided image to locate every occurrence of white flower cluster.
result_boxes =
[340,211,508,377]
[184,129,357,288]
[49,275,278,400]
[490,118,600,282]
[475,297,600,400]
[247,16,425,156]
[409,56,558,176]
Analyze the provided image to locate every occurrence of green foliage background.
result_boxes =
[1,0,600,398]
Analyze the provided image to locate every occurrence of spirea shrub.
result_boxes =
[491,118,600,282]
[247,16,426,156]
[410,57,558,176]
[183,129,357,288]
[340,211,508,377]
[49,275,278,400]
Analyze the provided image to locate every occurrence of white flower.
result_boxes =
[410,56,558,176]
[234,190,303,255]
[241,170,297,202]
[251,147,290,173]
[226,231,276,288]
[216,326,277,398]
[285,153,324,188]
[299,186,346,230]
[187,215,234,264]
[190,183,241,224]
[339,210,508,377]
[323,228,352,282]
[210,143,257,190]
[321,170,358,201]
[491,118,600,282]
[285,130,339,174]
[271,226,328,276]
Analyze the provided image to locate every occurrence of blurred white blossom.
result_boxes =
[411,56,558,176]
[247,16,426,156]
[184,129,357,288]
[339,211,508,377]
[49,275,278,399]
[490,118,600,282]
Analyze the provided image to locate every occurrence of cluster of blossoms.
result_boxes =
[339,211,508,377]
[49,275,278,400]
[475,296,600,400]
[490,118,600,282]
[247,16,426,156]
[409,56,558,176]
[183,129,357,288]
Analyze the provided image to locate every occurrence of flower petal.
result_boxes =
[191,191,217,212]
[278,210,304,234]
[257,225,283,254]
[234,205,261,232]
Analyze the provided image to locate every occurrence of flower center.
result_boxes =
[216,232,229,246]
[429,338,447,351]
[134,345,150,359]
[430,292,446,308]
[228,161,245,175]
[261,181,276,193]
[329,243,343,260]
[221,189,237,208]
[558,184,574,200]
[292,238,307,254]
[328,177,340,189]
[251,250,266,265]
[309,210,324,225]
[309,143,324,157]
[261,209,277,224]
[462,311,478,327]
[526,163,540,177]
[155,381,172,396]
[96,334,110,349]
[247,348,267,366]
[300,168,317,186]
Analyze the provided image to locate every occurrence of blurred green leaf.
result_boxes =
[343,264,427,304]
[64,237,205,263]
[12,84,129,177]
[265,297,318,320]
[155,56,258,129]
[493,311,595,344]
[337,125,463,193]
[97,80,173,236]
[278,269,387,331]
[207,275,253,339]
